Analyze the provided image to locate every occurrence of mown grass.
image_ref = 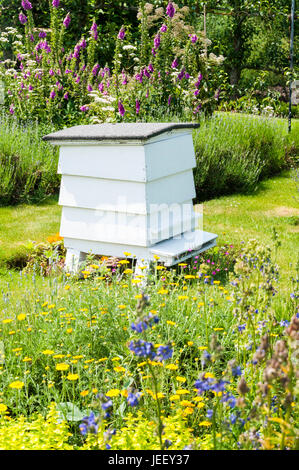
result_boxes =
[0,196,61,271]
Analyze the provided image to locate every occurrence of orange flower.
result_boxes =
[47,233,63,244]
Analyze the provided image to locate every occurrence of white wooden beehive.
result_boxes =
[44,123,217,271]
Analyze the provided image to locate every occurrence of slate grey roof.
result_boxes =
[43,123,200,143]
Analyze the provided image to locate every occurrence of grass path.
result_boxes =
[0,171,298,287]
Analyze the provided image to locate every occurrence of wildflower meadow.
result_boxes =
[0,0,298,455]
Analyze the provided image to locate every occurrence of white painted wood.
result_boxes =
[60,203,200,247]
[58,145,147,182]
[59,171,195,215]
[59,175,147,214]
[64,248,86,273]
[145,133,196,181]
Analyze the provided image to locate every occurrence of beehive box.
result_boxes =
[44,123,217,271]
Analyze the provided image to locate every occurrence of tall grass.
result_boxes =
[193,113,299,201]
[0,115,60,205]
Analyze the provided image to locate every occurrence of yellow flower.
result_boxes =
[106,389,120,397]
[22,357,32,362]
[2,319,13,324]
[176,389,190,395]
[92,388,98,394]
[67,373,79,381]
[182,407,194,416]
[114,365,126,373]
[66,328,73,334]
[165,364,178,370]
[17,314,26,321]
[176,376,186,383]
[197,402,205,409]
[56,363,70,371]
[80,390,89,397]
[9,380,24,390]
[187,341,194,346]
[214,328,224,331]
[180,400,194,407]
[204,372,215,379]
[198,421,212,427]
[170,395,180,401]
[0,404,8,413]
[42,350,55,355]
[178,296,188,300]
[166,320,176,326]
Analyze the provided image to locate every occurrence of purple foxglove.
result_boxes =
[52,0,60,7]
[166,2,175,18]
[117,27,126,40]
[118,101,125,117]
[19,13,27,24]
[136,100,141,115]
[63,13,71,29]
[22,0,32,10]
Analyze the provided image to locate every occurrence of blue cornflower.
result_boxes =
[194,377,215,394]
[129,340,156,359]
[231,366,242,377]
[127,392,141,407]
[79,412,99,435]
[164,439,172,449]
[211,379,228,393]
[155,345,173,362]
[280,320,290,327]
[206,409,213,419]
[101,398,113,411]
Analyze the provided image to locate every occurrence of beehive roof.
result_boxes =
[43,122,200,143]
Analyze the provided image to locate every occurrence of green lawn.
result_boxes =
[199,171,299,286]
[0,196,61,270]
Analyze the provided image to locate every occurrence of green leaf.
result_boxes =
[56,402,89,423]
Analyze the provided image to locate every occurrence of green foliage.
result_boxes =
[0,115,60,205]
[193,113,297,201]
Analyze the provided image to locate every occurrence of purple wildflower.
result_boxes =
[63,13,71,29]
[168,95,172,106]
[90,22,98,40]
[117,27,126,40]
[160,24,167,33]
[52,0,60,7]
[63,92,69,100]
[98,82,104,93]
[136,100,141,115]
[80,105,89,112]
[148,63,154,73]
[190,34,198,44]
[87,84,93,92]
[39,31,47,39]
[166,2,175,18]
[49,69,54,76]
[50,90,56,99]
[19,13,27,24]
[9,105,14,115]
[118,101,125,117]
[178,67,185,81]
[154,34,161,50]
[21,0,32,10]
[171,58,178,69]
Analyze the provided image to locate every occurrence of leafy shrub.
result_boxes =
[193,113,296,201]
[0,403,72,450]
[0,115,60,205]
